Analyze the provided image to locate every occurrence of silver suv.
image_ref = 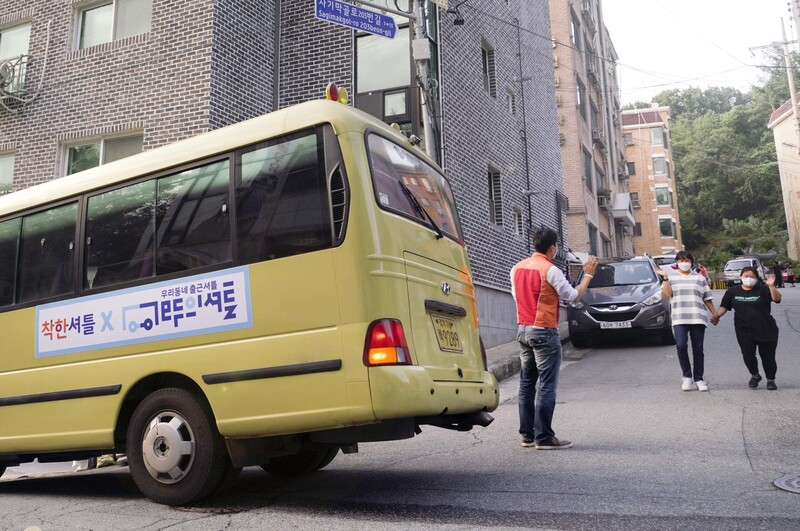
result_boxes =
[723,257,767,287]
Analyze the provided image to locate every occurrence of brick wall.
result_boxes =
[0,0,216,188]
[209,0,276,128]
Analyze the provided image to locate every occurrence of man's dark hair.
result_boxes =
[675,250,694,264]
[532,227,558,254]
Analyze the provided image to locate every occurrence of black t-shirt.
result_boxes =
[720,284,779,341]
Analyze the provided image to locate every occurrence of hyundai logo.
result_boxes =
[609,304,618,311]
[441,282,451,295]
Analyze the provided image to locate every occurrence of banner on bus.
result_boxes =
[35,267,253,358]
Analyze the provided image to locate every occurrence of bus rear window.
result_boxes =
[367,134,462,241]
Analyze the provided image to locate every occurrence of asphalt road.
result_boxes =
[1,290,799,530]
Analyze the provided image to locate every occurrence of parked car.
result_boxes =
[651,254,676,268]
[567,256,674,348]
[723,257,768,287]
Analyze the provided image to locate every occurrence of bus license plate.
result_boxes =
[600,321,632,329]
[431,315,463,352]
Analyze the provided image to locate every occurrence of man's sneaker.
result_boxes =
[748,374,762,388]
[521,438,536,448]
[696,380,709,392]
[681,377,695,391]
[767,380,777,391]
[535,437,573,450]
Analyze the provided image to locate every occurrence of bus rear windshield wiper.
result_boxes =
[398,180,444,240]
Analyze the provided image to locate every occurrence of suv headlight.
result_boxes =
[570,300,586,309]
[641,291,663,306]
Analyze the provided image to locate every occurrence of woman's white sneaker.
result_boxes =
[696,380,709,392]
[681,378,695,391]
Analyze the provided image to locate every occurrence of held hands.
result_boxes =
[710,312,720,326]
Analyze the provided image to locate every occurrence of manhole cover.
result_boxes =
[774,474,800,494]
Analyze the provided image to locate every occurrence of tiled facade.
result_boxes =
[548,0,634,261]
[622,107,684,256]
[0,0,564,347]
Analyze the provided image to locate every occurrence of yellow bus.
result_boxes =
[0,89,498,505]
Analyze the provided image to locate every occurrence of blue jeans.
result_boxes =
[517,326,562,443]
[674,324,706,381]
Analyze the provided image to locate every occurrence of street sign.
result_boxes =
[315,1,397,39]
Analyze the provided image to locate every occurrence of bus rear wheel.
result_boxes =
[260,447,339,477]
[126,388,233,505]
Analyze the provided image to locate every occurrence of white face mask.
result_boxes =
[677,262,692,272]
[742,277,757,287]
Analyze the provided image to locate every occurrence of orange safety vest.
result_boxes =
[511,252,561,328]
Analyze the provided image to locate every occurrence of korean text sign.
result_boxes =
[36,267,253,358]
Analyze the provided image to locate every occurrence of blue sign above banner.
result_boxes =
[315,0,397,39]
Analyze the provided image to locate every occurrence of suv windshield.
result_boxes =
[725,260,752,271]
[368,134,463,241]
[588,261,657,287]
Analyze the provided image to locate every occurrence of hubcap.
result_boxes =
[141,411,196,484]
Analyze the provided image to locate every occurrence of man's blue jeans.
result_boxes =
[674,323,706,381]
[517,325,562,443]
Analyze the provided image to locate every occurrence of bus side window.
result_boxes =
[236,131,332,264]
[0,218,21,307]
[155,160,232,275]
[85,180,156,289]
[17,203,77,303]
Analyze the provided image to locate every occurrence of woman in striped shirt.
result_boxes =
[658,251,718,392]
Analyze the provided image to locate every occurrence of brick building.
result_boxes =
[0,0,565,347]
[621,107,684,256]
[767,95,800,261]
[548,0,634,262]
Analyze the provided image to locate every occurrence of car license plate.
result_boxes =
[431,315,463,352]
[600,321,632,329]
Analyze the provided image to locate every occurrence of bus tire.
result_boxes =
[259,447,339,477]
[0,464,5,478]
[126,388,231,505]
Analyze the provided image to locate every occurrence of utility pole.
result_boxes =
[411,0,437,158]
[781,17,800,155]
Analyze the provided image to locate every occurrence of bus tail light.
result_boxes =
[364,319,411,366]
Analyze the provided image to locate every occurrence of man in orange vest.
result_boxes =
[510,227,597,449]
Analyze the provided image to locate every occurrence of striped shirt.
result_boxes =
[667,270,713,326]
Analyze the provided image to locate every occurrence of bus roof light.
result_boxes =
[325,82,349,105]
[364,319,411,366]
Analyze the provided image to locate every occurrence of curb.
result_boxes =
[487,332,577,383]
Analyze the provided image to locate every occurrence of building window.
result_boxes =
[583,149,593,192]
[655,186,671,206]
[0,24,31,91]
[513,207,523,236]
[488,169,502,225]
[66,134,143,175]
[650,126,663,146]
[0,153,13,194]
[507,90,517,116]
[633,222,642,236]
[627,161,636,176]
[570,12,581,50]
[653,156,667,175]
[630,191,640,208]
[482,41,496,98]
[77,0,153,50]
[659,218,675,238]
[602,236,612,258]
[588,223,598,255]
[576,77,586,119]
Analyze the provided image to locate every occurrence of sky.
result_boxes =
[602,0,796,105]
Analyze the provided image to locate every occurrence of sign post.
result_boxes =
[314,1,397,39]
